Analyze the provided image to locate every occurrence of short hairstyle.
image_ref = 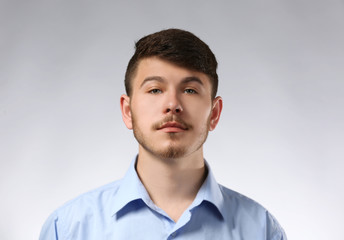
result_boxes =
[124,28,218,99]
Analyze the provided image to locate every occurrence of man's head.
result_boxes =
[125,28,218,99]
[121,29,222,160]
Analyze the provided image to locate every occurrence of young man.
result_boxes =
[40,29,287,239]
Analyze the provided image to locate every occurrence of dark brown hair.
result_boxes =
[124,28,218,99]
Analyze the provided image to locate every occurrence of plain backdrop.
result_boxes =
[1,0,343,239]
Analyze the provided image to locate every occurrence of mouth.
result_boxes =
[157,121,188,133]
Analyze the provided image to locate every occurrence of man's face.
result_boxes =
[121,57,222,160]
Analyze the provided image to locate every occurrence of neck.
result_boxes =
[136,146,207,222]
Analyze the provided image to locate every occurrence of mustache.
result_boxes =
[152,115,192,130]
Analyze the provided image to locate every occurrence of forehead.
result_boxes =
[132,57,212,87]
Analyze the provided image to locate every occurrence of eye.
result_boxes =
[149,89,163,94]
[184,89,197,94]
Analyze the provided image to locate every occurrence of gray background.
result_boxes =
[1,0,343,239]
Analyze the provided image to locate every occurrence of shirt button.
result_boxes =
[171,232,177,238]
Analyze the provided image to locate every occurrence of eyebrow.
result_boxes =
[140,76,165,88]
[140,76,203,88]
[181,76,203,86]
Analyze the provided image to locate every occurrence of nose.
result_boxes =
[164,91,183,114]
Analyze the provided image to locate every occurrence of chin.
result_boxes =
[152,146,188,159]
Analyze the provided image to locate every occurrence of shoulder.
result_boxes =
[57,179,122,215]
[40,180,122,239]
[218,184,287,239]
[219,184,264,211]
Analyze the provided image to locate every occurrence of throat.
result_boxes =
[135,154,208,222]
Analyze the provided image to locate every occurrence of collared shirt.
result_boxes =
[40,158,287,240]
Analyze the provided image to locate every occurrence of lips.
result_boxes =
[158,121,188,133]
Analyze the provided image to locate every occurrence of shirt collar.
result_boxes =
[110,156,152,216]
[111,157,225,219]
[190,160,226,219]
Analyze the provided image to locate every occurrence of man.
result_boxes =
[40,28,287,239]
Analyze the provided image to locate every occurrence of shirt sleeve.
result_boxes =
[267,212,287,240]
[39,212,62,240]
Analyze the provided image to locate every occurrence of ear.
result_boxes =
[120,94,133,130]
[209,96,223,131]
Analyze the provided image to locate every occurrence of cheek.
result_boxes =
[187,102,212,126]
[131,97,161,124]
[136,99,161,116]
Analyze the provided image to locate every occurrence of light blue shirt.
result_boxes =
[40,158,287,240]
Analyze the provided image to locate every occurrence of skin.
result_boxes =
[120,57,223,222]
